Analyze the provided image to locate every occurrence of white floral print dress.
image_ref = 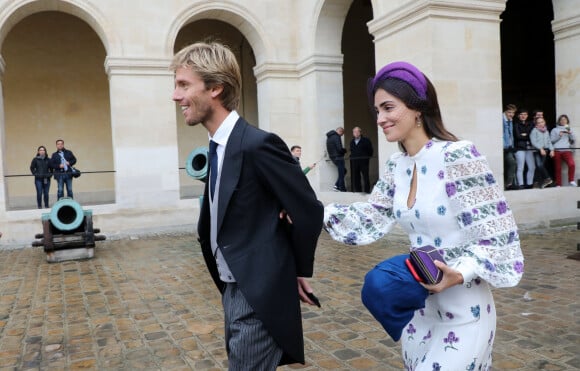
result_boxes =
[324,139,524,371]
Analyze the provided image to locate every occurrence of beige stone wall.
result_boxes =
[0,0,577,248]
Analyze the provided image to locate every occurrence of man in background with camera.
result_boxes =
[50,139,77,200]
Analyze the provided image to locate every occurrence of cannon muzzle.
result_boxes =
[186,146,208,181]
[49,197,85,231]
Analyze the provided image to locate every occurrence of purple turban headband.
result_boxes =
[370,61,428,100]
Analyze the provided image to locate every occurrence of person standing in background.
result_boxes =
[30,145,53,209]
[326,127,347,191]
[530,117,555,188]
[502,104,517,190]
[551,114,577,187]
[50,139,77,200]
[349,126,374,193]
[514,109,536,189]
[171,41,323,370]
[291,145,317,175]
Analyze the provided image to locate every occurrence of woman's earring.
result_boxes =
[416,118,422,127]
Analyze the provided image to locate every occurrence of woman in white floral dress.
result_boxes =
[324,61,524,370]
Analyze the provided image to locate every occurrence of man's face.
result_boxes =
[291,147,302,158]
[353,128,361,138]
[505,110,516,120]
[56,141,64,150]
[535,112,544,120]
[172,67,214,127]
[337,128,344,136]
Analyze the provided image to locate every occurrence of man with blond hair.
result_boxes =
[171,42,323,370]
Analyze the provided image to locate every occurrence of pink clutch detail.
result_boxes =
[409,246,446,284]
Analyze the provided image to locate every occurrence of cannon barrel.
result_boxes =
[186,146,208,181]
[49,198,85,231]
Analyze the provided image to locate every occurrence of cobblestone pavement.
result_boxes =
[0,226,578,370]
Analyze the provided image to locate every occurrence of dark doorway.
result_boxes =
[500,0,555,127]
[342,0,376,192]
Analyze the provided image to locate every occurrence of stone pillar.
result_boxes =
[254,54,344,192]
[553,0,580,183]
[104,57,180,208]
[0,55,6,215]
[368,0,505,179]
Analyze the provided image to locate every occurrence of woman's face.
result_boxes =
[518,112,528,122]
[374,88,419,143]
[38,147,46,155]
[558,116,569,126]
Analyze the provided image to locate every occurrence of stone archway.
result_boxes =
[1,10,115,209]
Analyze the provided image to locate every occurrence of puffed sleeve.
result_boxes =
[323,154,400,245]
[443,141,524,288]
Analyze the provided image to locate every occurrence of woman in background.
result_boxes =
[551,114,576,187]
[530,117,555,188]
[30,145,52,209]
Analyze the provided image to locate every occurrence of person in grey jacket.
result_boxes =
[550,114,576,186]
[326,127,347,191]
[530,117,554,188]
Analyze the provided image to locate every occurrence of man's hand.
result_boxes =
[297,277,320,307]
[279,209,293,224]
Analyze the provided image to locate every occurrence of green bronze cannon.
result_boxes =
[186,146,208,206]
[32,198,106,262]
[186,146,209,182]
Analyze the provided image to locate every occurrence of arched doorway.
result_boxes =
[501,0,555,125]
[341,0,376,192]
[2,11,114,210]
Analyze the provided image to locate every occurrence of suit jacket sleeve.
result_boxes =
[251,133,323,277]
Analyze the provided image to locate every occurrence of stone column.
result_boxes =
[553,0,580,183]
[104,57,180,209]
[368,0,505,179]
[254,54,344,192]
[0,55,6,214]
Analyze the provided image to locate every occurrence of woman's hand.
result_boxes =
[420,260,464,294]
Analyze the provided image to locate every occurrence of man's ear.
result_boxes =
[210,84,223,98]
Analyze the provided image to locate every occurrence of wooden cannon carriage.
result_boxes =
[32,198,106,263]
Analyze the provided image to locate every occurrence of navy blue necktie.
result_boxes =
[209,140,218,199]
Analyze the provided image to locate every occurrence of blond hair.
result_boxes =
[170,42,241,111]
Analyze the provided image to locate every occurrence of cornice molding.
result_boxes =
[104,57,173,77]
[552,15,580,41]
[297,54,344,76]
[369,0,505,42]
[253,62,299,83]
[253,54,344,82]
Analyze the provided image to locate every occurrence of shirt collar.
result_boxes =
[209,110,240,147]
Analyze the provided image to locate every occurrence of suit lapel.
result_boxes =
[216,118,246,233]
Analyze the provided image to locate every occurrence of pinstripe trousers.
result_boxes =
[223,283,283,371]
